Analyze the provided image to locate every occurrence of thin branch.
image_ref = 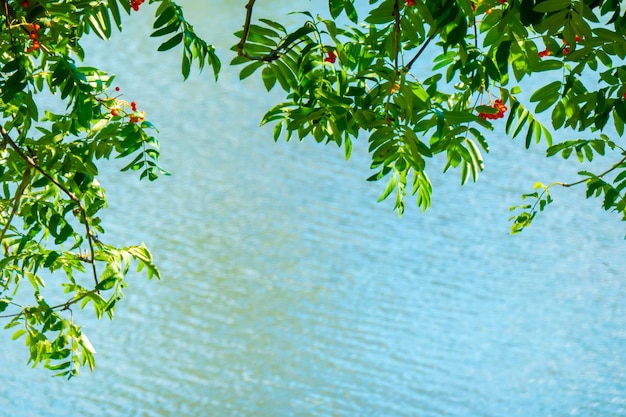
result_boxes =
[236,0,313,63]
[0,126,99,286]
[235,0,280,62]
[561,154,626,188]
[403,32,436,72]
[2,0,15,44]
[236,0,256,57]
[0,288,99,319]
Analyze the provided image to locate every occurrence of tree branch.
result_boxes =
[2,0,15,45]
[0,288,99,319]
[236,0,256,57]
[235,0,279,62]
[561,154,626,188]
[403,32,436,72]
[0,126,99,286]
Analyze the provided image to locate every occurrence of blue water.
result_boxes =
[1,1,625,416]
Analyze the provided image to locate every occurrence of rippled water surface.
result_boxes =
[1,1,625,416]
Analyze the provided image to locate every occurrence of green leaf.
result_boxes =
[80,333,96,354]
[261,66,276,91]
[96,277,118,291]
[108,0,123,31]
[533,0,571,13]
[0,299,9,314]
[12,329,28,340]
[239,60,264,80]
[153,6,176,29]
[151,23,181,38]
[157,33,184,52]
[530,81,562,103]
[181,54,191,80]
[277,25,315,51]
[378,174,398,202]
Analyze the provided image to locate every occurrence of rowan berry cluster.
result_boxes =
[539,35,581,58]
[110,88,144,123]
[478,99,507,120]
[538,49,551,58]
[130,0,145,11]
[26,23,41,53]
[128,101,144,123]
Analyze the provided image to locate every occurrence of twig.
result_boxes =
[236,0,257,57]
[236,0,279,62]
[403,32,436,72]
[236,0,306,62]
[561,154,626,187]
[0,126,99,286]
[2,0,15,44]
[0,288,99,319]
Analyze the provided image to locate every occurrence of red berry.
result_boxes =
[499,0,507,3]
[130,101,137,111]
[115,86,120,92]
[111,109,119,116]
[22,1,29,8]
[324,50,336,64]
[478,99,507,120]
[29,32,37,40]
[405,0,415,6]
[130,0,145,11]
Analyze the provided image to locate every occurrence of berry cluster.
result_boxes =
[130,0,145,11]
[539,35,582,58]
[324,50,336,64]
[538,48,551,58]
[26,23,41,53]
[110,88,145,123]
[478,99,507,120]
[128,101,144,123]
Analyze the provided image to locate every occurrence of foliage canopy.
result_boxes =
[0,0,624,376]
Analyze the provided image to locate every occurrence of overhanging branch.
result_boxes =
[0,125,99,287]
